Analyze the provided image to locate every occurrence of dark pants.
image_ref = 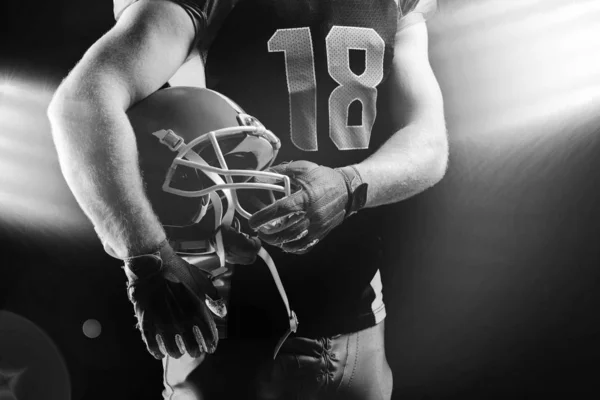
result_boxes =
[161,321,393,400]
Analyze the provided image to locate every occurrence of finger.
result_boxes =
[157,289,191,359]
[159,332,184,359]
[220,226,262,265]
[175,334,187,355]
[142,332,164,360]
[257,218,310,246]
[281,238,320,254]
[252,173,284,185]
[281,211,344,254]
[166,267,220,353]
[268,160,318,177]
[139,315,163,360]
[177,329,203,358]
[194,296,220,353]
[193,325,212,354]
[257,211,305,235]
[161,285,192,356]
[225,246,260,265]
[248,192,306,231]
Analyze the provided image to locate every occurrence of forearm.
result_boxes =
[354,122,448,209]
[48,89,166,258]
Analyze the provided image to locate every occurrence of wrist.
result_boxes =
[101,224,168,260]
[122,239,172,283]
[336,165,368,217]
[123,239,171,262]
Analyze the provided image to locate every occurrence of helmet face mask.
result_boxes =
[160,124,291,220]
[127,87,290,231]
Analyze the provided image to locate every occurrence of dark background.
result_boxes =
[1,0,599,399]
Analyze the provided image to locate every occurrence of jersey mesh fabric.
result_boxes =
[326,26,385,150]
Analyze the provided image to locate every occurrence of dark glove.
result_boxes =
[217,222,262,265]
[123,240,226,359]
[248,161,365,254]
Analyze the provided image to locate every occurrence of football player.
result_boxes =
[48,0,448,398]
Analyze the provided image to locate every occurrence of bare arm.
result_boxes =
[355,21,448,208]
[47,1,200,258]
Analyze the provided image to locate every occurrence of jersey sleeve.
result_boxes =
[113,0,236,53]
[398,0,438,31]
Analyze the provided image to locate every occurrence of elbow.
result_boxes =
[47,96,68,136]
[46,89,89,179]
[48,76,81,118]
[47,74,129,132]
[47,89,64,126]
[46,84,104,162]
[47,89,74,147]
[432,135,449,184]
[47,85,82,136]
[421,126,449,188]
[47,82,93,121]
[47,83,104,143]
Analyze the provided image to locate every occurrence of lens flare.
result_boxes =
[0,75,94,241]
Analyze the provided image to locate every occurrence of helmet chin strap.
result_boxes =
[257,248,299,359]
[179,144,298,359]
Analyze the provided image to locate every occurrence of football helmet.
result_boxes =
[127,87,291,257]
[127,87,290,226]
[126,87,297,356]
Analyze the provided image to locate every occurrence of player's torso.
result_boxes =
[205,0,399,166]
[202,0,400,337]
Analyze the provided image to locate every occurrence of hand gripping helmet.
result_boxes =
[127,87,297,355]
